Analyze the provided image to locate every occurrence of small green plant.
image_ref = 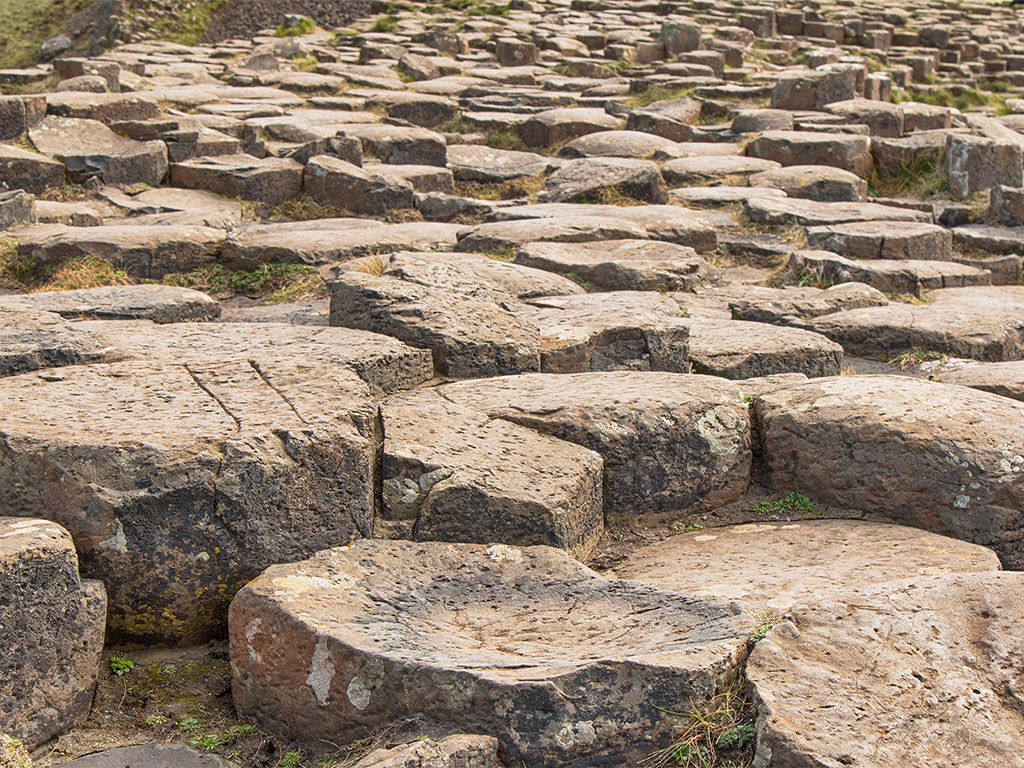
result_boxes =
[145,714,167,727]
[370,14,400,33]
[226,724,258,740]
[749,610,790,642]
[753,491,819,517]
[109,656,135,676]
[716,723,756,749]
[565,272,594,291]
[178,716,202,734]
[742,395,754,406]
[0,733,31,768]
[161,664,177,675]
[275,16,316,36]
[280,751,303,767]
[190,734,223,751]
[626,86,696,109]
[481,245,519,263]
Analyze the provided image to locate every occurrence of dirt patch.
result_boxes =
[199,0,372,43]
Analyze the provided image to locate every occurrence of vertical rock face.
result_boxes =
[229,541,754,768]
[754,375,1024,567]
[0,518,106,750]
[0,360,376,644]
[747,572,1024,768]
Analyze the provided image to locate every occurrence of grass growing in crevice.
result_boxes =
[642,676,757,768]
[888,347,947,370]
[275,16,316,36]
[894,86,1011,115]
[163,263,326,304]
[626,86,696,109]
[454,173,546,201]
[370,14,400,33]
[868,155,948,199]
[486,128,531,152]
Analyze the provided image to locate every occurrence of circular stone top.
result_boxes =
[613,519,1001,613]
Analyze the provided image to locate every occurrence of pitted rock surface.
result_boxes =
[229,541,754,768]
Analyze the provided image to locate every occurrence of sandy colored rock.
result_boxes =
[755,375,1024,567]
[748,572,1024,768]
[229,540,753,767]
[1,518,106,750]
[0,307,107,377]
[0,285,220,323]
[805,220,953,261]
[686,318,844,379]
[615,519,1000,613]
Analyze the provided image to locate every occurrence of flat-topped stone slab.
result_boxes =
[923,359,1024,401]
[744,197,931,226]
[15,223,226,280]
[1,518,106,749]
[514,239,715,292]
[685,318,844,379]
[0,360,377,643]
[55,744,240,768]
[0,285,220,323]
[748,164,867,202]
[805,220,953,261]
[661,155,781,186]
[721,282,889,328]
[748,572,1024,768]
[0,307,107,377]
[810,286,1024,361]
[614,520,1000,614]
[754,375,1024,567]
[436,372,750,519]
[171,153,303,205]
[746,130,873,178]
[381,390,604,557]
[791,251,991,296]
[229,540,753,767]
[446,144,550,182]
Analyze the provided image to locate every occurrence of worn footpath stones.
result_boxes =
[748,573,1024,768]
[791,251,991,296]
[436,372,751,519]
[229,541,753,768]
[615,519,1000,613]
[0,360,376,643]
[1,518,106,749]
[754,375,1024,567]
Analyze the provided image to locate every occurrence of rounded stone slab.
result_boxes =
[1,518,106,749]
[0,360,376,644]
[747,164,867,202]
[748,572,1024,768]
[0,307,107,378]
[744,197,931,227]
[514,239,715,292]
[805,220,953,261]
[540,157,669,204]
[686,318,844,379]
[446,144,550,182]
[229,540,753,768]
[558,130,682,160]
[56,744,240,767]
[380,388,603,558]
[614,520,1000,614]
[0,284,221,323]
[753,375,1024,568]
[809,286,1024,361]
[437,372,751,519]
[661,155,781,186]
[790,251,991,296]
[924,359,1024,401]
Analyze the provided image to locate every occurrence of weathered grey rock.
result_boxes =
[0,359,376,643]
[0,95,46,141]
[540,157,668,204]
[747,130,873,178]
[436,372,751,519]
[517,108,624,148]
[456,216,650,252]
[770,69,858,111]
[558,130,681,160]
[78,320,434,396]
[515,239,714,292]
[0,144,65,194]
[45,93,160,124]
[363,91,458,129]
[686,318,844,379]
[171,154,303,205]
[624,97,701,142]
[339,123,448,167]
[824,98,904,137]
[0,308,107,377]
[990,184,1024,227]
[1,518,106,749]
[56,744,240,768]
[33,200,104,227]
[726,282,890,327]
[351,735,498,768]
[925,359,1024,401]
[381,391,603,556]
[446,144,549,182]
[755,375,1024,566]
[805,220,952,260]
[229,540,752,767]
[29,116,167,187]
[615,519,1000,613]
[744,197,930,226]
[748,165,867,202]
[327,271,540,378]
[0,285,220,323]
[0,189,34,229]
[791,251,991,295]
[810,286,1024,361]
[947,132,1024,200]
[731,109,794,133]
[518,292,690,373]
[748,572,1024,768]
[15,224,225,280]
[304,155,415,215]
[662,155,781,186]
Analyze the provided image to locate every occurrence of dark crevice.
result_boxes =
[184,364,241,432]
[248,359,308,425]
